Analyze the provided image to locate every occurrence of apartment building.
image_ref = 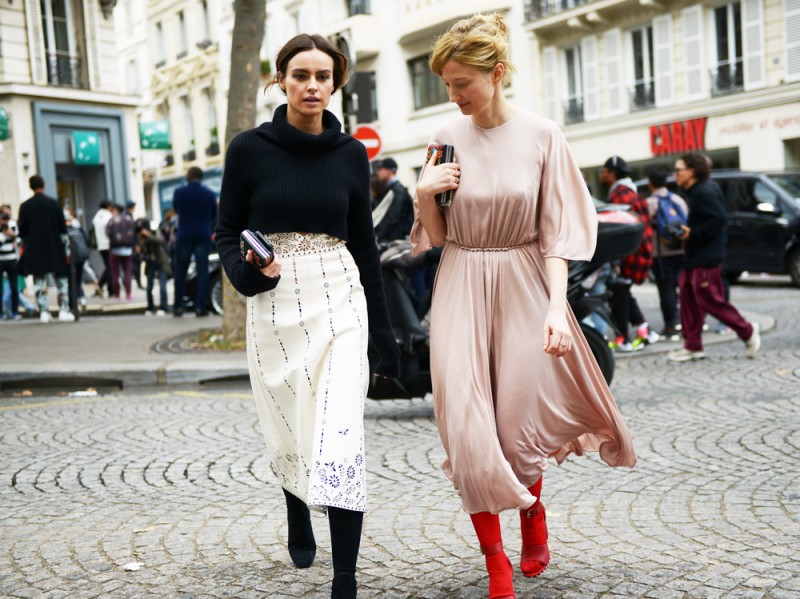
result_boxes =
[137,0,225,218]
[526,0,800,188]
[0,0,141,227]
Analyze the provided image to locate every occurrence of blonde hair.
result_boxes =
[429,13,515,84]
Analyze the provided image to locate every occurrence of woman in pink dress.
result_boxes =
[411,14,637,599]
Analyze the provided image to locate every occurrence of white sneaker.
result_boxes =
[144,310,155,316]
[156,310,167,317]
[40,311,52,323]
[79,297,87,307]
[667,347,706,362]
[746,322,761,359]
[58,309,75,322]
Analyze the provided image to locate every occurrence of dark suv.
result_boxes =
[636,170,800,286]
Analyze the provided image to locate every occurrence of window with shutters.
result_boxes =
[154,22,166,68]
[409,56,449,110]
[177,11,188,59]
[563,45,584,124]
[711,2,744,95]
[788,0,800,82]
[41,0,86,88]
[629,25,655,110]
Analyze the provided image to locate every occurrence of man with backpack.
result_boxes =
[646,167,688,341]
[105,203,136,300]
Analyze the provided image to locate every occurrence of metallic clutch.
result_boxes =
[240,230,274,268]
[425,144,455,208]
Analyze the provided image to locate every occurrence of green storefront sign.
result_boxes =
[139,121,171,149]
[72,130,101,165]
[0,107,9,141]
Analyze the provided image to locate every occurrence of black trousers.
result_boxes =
[610,280,645,341]
[652,255,683,330]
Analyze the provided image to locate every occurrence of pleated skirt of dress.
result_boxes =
[246,232,369,513]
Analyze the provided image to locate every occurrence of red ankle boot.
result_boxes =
[481,541,516,599]
[520,500,550,577]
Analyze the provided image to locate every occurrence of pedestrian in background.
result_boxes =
[125,200,144,290]
[91,199,113,297]
[172,167,216,317]
[412,15,636,598]
[18,175,74,322]
[599,155,655,351]
[105,204,136,301]
[216,33,399,599]
[372,157,413,243]
[136,218,172,316]
[64,208,92,310]
[667,152,760,362]
[646,167,688,341]
[0,203,21,320]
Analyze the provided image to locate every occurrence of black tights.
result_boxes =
[328,506,363,577]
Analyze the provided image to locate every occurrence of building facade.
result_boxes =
[525,0,800,190]
[0,0,142,228]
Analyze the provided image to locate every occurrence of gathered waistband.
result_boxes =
[270,232,345,257]
[447,239,537,252]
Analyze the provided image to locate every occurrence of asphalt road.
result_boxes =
[1,278,798,598]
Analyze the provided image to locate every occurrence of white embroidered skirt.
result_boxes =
[246,232,369,512]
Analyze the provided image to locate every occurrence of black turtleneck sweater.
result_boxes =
[216,104,399,375]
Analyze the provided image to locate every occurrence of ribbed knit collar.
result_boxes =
[259,103,349,154]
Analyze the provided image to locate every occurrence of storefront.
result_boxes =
[574,102,800,198]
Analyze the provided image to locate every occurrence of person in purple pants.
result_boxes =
[667,152,761,362]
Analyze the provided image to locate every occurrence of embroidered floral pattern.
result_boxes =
[271,232,344,257]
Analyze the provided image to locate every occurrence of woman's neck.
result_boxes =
[285,106,325,135]
[471,92,516,129]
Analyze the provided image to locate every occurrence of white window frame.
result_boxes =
[177,11,188,58]
[180,95,194,151]
[562,45,584,123]
[42,0,77,74]
[154,21,165,65]
[627,24,655,109]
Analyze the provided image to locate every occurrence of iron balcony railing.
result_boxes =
[629,81,655,111]
[524,0,592,21]
[564,98,584,124]
[710,60,744,96]
[46,53,85,89]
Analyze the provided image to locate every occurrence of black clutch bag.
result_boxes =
[425,144,455,208]
[240,230,274,268]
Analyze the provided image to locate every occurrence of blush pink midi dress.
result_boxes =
[411,111,637,514]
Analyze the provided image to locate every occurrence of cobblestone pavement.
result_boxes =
[1,280,798,598]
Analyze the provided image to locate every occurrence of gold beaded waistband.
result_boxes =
[448,239,538,252]
[270,232,345,257]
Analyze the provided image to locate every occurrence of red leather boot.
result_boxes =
[520,477,550,578]
[470,512,516,599]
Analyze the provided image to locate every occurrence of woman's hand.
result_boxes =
[245,249,281,278]
[416,149,460,204]
[542,308,572,357]
[679,224,691,241]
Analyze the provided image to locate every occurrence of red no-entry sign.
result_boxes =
[353,126,382,160]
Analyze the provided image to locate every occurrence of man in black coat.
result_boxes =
[372,157,413,242]
[18,174,74,323]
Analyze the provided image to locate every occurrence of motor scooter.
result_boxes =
[367,204,644,398]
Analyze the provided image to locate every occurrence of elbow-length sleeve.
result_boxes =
[537,127,597,262]
[216,134,280,296]
[409,189,433,257]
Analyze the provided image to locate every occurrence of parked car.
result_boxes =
[636,170,800,286]
[183,252,224,314]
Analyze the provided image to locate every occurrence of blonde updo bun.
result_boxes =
[429,13,515,84]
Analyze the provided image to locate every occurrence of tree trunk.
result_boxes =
[221,0,266,342]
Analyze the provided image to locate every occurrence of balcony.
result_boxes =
[629,81,655,111]
[524,0,592,21]
[46,53,85,89]
[397,0,512,44]
[710,60,743,97]
[564,98,584,124]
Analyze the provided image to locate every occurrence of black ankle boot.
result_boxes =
[283,488,316,568]
[331,572,357,599]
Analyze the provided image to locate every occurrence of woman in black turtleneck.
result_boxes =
[216,34,399,599]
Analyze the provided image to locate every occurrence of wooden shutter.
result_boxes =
[542,46,559,122]
[24,0,47,84]
[653,15,674,106]
[743,0,766,89]
[603,29,624,116]
[581,36,600,120]
[787,0,800,82]
[682,6,707,100]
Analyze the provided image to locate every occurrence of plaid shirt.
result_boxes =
[611,184,653,284]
